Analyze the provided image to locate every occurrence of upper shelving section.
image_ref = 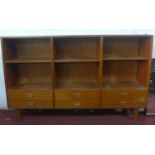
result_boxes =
[103,36,152,61]
[53,36,100,62]
[3,37,52,63]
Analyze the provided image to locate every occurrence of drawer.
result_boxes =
[101,89,148,108]
[9,100,52,109]
[55,90,99,98]
[128,91,147,107]
[55,90,100,108]
[55,98,99,108]
[8,89,52,101]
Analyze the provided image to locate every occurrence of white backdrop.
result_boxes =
[0,29,155,108]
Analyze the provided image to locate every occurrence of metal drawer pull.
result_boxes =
[27,93,34,97]
[27,101,34,106]
[120,101,127,105]
[74,101,81,106]
[139,98,145,102]
[74,93,81,96]
[120,92,128,95]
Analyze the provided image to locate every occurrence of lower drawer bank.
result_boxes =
[7,89,147,109]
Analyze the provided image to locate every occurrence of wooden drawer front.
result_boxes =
[8,90,52,101]
[55,98,99,108]
[128,90,147,107]
[55,90,99,108]
[55,90,99,98]
[101,91,123,107]
[9,100,52,109]
[101,89,148,108]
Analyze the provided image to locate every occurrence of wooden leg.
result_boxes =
[143,108,147,115]
[133,108,139,121]
[16,109,23,121]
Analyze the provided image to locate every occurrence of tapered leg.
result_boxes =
[16,109,23,120]
[133,108,139,121]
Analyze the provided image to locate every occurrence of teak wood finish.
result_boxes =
[1,35,153,120]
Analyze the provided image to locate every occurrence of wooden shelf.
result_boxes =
[103,57,149,61]
[103,81,145,89]
[5,58,52,63]
[55,82,100,89]
[54,59,99,63]
[8,83,52,90]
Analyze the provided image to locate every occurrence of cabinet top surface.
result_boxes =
[1,35,153,39]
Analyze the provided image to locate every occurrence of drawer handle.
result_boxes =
[27,93,34,97]
[120,101,127,105]
[27,101,34,106]
[73,93,81,96]
[139,98,145,102]
[74,101,81,106]
[120,92,128,95]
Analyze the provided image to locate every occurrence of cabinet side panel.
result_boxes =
[137,37,153,87]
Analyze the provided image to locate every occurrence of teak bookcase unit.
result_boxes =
[2,35,153,120]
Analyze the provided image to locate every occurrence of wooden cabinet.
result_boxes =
[1,35,153,119]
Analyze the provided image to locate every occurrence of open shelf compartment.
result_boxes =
[53,37,100,62]
[103,36,151,60]
[55,62,100,89]
[6,63,52,90]
[103,60,149,89]
[3,38,52,63]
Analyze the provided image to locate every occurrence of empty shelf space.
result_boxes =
[53,37,100,60]
[103,81,145,89]
[103,37,151,60]
[5,63,52,90]
[3,38,52,62]
[55,82,100,89]
[55,62,100,90]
